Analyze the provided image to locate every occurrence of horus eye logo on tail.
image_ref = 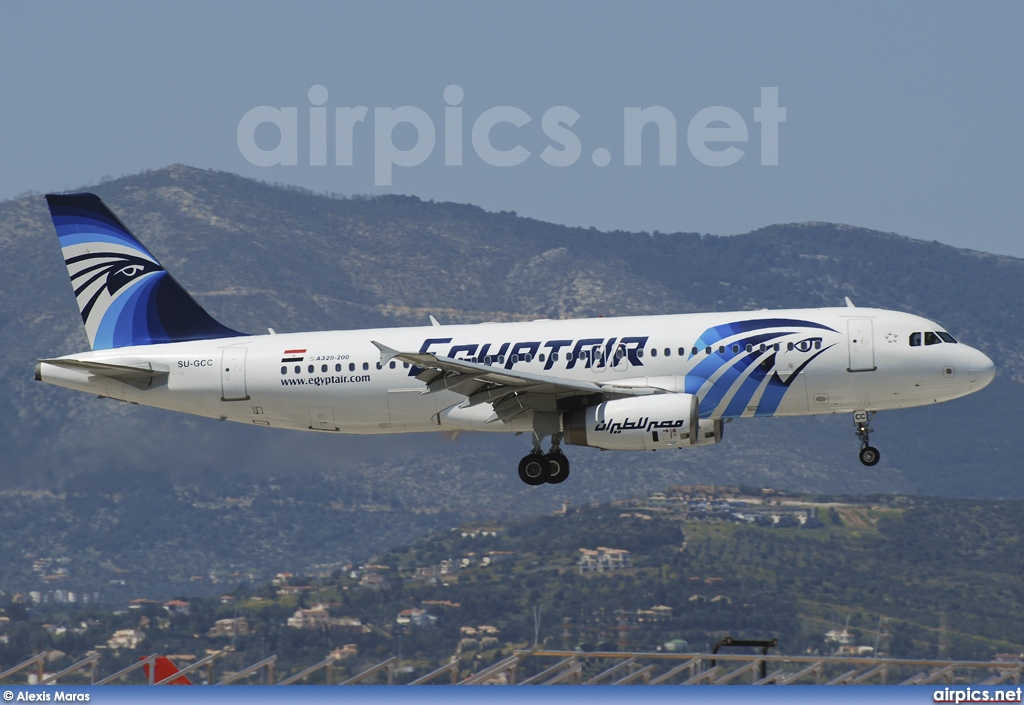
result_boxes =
[65,250,163,328]
[46,192,244,350]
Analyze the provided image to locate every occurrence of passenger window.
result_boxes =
[651,348,657,358]
[814,341,821,350]
[937,332,958,344]
[551,352,558,361]
[718,346,725,354]
[678,347,685,356]
[404,362,410,368]
[705,347,711,355]
[349,363,355,371]
[732,344,739,353]
[787,343,794,351]
[295,366,301,374]
[321,364,328,373]
[335,364,342,372]
[280,366,287,375]
[539,354,546,362]
[773,344,780,352]
[636,349,644,358]
[759,344,766,352]
[375,362,382,370]
[925,332,941,346]
[909,332,921,347]
[746,344,753,353]
[389,361,396,369]
[664,347,671,357]
[691,347,698,356]
[362,362,369,371]
[308,364,314,373]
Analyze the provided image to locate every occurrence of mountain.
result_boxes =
[0,164,1020,596]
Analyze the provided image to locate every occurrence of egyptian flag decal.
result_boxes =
[281,348,306,363]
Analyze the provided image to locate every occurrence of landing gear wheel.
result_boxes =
[859,446,880,467]
[518,453,548,486]
[853,411,880,467]
[545,453,570,484]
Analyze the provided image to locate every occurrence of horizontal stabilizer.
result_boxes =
[38,358,168,386]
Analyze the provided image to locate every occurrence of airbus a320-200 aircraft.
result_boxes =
[36,193,996,485]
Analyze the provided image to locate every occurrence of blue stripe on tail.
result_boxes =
[45,193,245,350]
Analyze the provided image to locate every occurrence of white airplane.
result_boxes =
[36,193,996,485]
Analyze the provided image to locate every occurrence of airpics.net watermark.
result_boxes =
[237,85,786,186]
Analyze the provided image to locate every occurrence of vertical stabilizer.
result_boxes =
[45,193,244,349]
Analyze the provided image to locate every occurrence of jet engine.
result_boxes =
[564,393,722,451]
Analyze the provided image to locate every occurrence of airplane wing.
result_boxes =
[372,341,659,423]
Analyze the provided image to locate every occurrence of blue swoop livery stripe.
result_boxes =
[684,319,838,418]
[691,318,836,353]
[754,346,834,417]
[689,332,786,413]
[45,193,245,349]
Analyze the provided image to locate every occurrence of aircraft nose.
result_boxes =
[967,348,996,389]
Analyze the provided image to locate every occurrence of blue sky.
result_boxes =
[2,1,1022,256]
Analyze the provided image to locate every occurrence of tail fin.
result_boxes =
[142,655,192,685]
[45,192,244,350]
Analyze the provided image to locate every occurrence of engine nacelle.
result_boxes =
[564,393,721,451]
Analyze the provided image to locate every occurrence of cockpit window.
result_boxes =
[937,332,957,344]
[909,332,921,347]
[924,332,942,346]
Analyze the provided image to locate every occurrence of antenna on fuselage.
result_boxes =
[844,297,856,308]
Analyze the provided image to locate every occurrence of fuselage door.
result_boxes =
[220,347,249,401]
[847,318,876,372]
[387,389,436,431]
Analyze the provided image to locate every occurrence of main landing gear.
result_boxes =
[854,410,880,467]
[518,432,571,485]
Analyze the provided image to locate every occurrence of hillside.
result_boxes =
[0,164,1021,596]
[3,489,1021,683]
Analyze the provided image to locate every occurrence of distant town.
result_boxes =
[3,485,1020,684]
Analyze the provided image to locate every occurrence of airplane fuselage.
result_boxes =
[37,306,994,436]
[36,192,997,483]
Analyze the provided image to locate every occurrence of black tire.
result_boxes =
[859,446,880,467]
[518,454,548,485]
[545,453,570,484]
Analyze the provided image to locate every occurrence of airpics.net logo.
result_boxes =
[237,85,786,186]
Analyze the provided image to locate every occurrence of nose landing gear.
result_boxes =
[854,410,880,466]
